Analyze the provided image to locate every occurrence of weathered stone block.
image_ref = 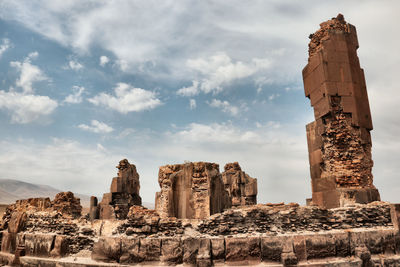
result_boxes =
[24,233,56,258]
[334,232,351,257]
[197,238,211,265]
[8,212,27,233]
[261,236,286,262]
[161,237,182,264]
[210,237,225,263]
[305,234,335,259]
[183,237,200,265]
[1,231,16,253]
[139,238,161,262]
[50,235,68,258]
[293,235,306,262]
[225,236,260,263]
[120,237,140,264]
[91,237,121,263]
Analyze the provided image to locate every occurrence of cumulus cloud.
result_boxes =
[99,55,109,67]
[177,81,199,97]
[88,82,161,114]
[177,53,271,95]
[10,52,47,94]
[0,38,10,58]
[78,120,114,134]
[64,86,85,104]
[1,52,57,123]
[189,99,196,110]
[207,99,239,116]
[0,91,57,123]
[68,59,83,70]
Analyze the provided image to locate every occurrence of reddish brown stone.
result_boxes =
[222,162,257,207]
[98,159,142,219]
[155,162,230,219]
[303,14,380,208]
[51,191,82,218]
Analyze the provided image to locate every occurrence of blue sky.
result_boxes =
[0,1,399,205]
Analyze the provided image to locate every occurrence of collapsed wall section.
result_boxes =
[303,14,380,208]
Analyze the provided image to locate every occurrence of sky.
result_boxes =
[0,0,400,205]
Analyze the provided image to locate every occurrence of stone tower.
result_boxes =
[303,14,380,208]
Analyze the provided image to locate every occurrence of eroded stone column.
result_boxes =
[303,14,380,208]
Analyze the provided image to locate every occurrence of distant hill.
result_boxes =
[0,179,154,209]
[0,179,90,207]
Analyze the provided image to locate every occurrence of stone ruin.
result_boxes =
[91,159,142,220]
[222,162,257,206]
[155,161,257,219]
[155,162,230,219]
[2,14,400,267]
[303,14,380,209]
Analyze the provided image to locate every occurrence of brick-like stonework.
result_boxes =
[303,14,380,208]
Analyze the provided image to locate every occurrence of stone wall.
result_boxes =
[222,162,257,206]
[1,199,400,266]
[155,162,230,219]
[303,14,380,208]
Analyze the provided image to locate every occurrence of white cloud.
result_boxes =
[0,38,10,58]
[1,52,57,123]
[177,80,199,97]
[178,52,271,95]
[78,120,114,134]
[207,98,239,116]
[189,99,196,110]
[68,59,83,70]
[97,143,106,152]
[64,86,85,104]
[0,91,58,123]
[88,82,161,114]
[115,59,129,72]
[268,93,280,101]
[172,122,275,145]
[10,52,47,94]
[99,55,109,67]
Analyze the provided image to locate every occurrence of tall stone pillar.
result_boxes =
[303,14,380,208]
